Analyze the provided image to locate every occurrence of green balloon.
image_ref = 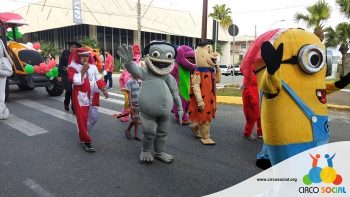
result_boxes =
[51,67,58,78]
[24,64,34,74]
[46,70,53,78]
[15,31,23,39]
[6,31,13,39]
[52,67,58,73]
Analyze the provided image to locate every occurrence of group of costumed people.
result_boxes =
[2,28,350,168]
[115,28,350,167]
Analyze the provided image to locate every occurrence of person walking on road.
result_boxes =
[68,48,109,152]
[124,75,142,141]
[104,50,114,90]
[57,41,82,113]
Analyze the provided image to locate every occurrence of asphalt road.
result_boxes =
[0,77,349,197]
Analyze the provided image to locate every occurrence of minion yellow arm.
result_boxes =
[259,69,282,95]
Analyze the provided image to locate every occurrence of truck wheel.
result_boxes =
[45,80,63,96]
[5,79,9,102]
[17,83,34,90]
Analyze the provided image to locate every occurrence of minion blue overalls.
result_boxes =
[265,81,330,165]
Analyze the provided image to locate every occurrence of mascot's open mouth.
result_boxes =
[316,89,327,104]
[149,56,172,68]
[211,58,217,64]
[185,56,195,64]
[146,56,174,75]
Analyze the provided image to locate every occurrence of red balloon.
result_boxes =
[48,59,57,68]
[33,65,40,73]
[39,63,47,73]
[33,42,41,50]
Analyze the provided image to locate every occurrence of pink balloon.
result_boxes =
[39,63,47,73]
[33,65,40,73]
[33,42,41,50]
[48,59,57,68]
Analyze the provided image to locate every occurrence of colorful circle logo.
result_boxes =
[303,153,342,185]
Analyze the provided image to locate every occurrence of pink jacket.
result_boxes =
[119,69,131,90]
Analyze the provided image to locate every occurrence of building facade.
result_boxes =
[13,0,233,65]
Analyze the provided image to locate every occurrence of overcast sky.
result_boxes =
[1,0,348,36]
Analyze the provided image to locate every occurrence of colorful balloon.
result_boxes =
[24,64,34,74]
[48,60,57,68]
[52,67,58,77]
[33,42,41,50]
[46,70,53,78]
[33,65,40,73]
[39,63,47,74]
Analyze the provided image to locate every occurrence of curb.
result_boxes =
[217,96,350,111]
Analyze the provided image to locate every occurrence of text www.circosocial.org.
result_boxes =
[256,177,298,182]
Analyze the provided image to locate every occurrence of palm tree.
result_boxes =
[294,0,331,41]
[336,0,350,18]
[79,37,98,48]
[324,22,350,77]
[40,41,60,60]
[208,4,233,28]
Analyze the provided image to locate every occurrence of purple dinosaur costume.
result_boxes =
[170,45,196,125]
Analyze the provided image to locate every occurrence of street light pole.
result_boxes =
[137,0,141,46]
[201,0,208,42]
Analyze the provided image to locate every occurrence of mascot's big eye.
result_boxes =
[297,45,325,74]
[151,51,160,58]
[165,52,173,59]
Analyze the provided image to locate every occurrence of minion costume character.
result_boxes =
[248,28,350,165]
[189,40,221,145]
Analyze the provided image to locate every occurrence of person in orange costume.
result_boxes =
[189,40,221,145]
[240,64,262,140]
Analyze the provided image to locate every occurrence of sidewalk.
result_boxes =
[113,73,350,111]
[217,89,350,111]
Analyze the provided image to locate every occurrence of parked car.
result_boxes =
[219,64,231,76]
[233,64,242,76]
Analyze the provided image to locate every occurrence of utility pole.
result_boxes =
[137,0,141,47]
[201,0,208,42]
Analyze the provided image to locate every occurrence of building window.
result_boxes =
[240,43,247,50]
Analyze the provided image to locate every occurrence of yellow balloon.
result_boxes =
[320,167,337,183]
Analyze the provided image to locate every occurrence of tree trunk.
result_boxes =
[314,28,324,42]
[339,44,349,77]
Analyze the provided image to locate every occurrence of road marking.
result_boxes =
[3,114,49,136]
[16,100,76,124]
[23,178,54,197]
[51,97,121,115]
[105,92,124,98]
[341,89,350,92]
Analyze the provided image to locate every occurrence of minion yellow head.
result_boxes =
[255,29,328,108]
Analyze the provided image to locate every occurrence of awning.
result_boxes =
[0,12,28,26]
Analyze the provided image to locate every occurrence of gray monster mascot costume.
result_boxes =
[117,41,183,164]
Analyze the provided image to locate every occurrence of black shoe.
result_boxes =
[256,159,271,170]
[125,130,132,140]
[82,142,95,153]
[64,104,69,111]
